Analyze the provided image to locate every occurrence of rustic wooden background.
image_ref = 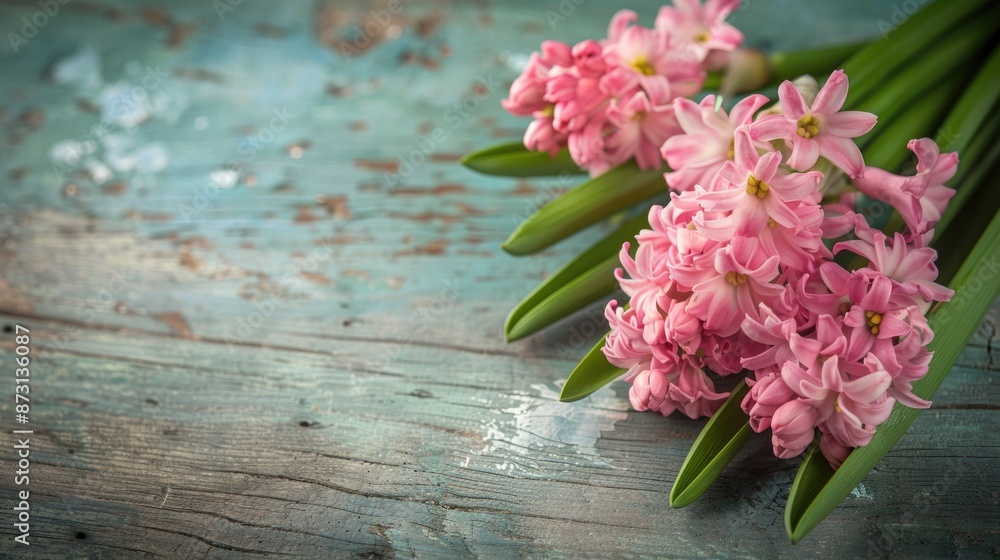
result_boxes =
[0,0,997,558]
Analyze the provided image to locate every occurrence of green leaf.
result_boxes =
[843,0,993,106]
[853,19,994,123]
[785,206,1000,544]
[769,41,870,85]
[460,142,584,177]
[559,335,625,403]
[503,162,667,255]
[505,213,647,341]
[669,380,752,508]
[506,256,619,342]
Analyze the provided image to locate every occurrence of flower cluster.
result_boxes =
[502,1,743,176]
[603,69,957,468]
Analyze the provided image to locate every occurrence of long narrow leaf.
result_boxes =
[670,380,752,508]
[854,19,993,122]
[460,142,583,177]
[503,163,666,255]
[559,335,624,403]
[843,0,992,105]
[506,256,619,342]
[785,206,1000,543]
[505,213,647,341]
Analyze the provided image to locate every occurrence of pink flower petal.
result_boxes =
[778,79,809,120]
[813,69,849,114]
[787,137,820,171]
[817,135,865,178]
[824,111,877,137]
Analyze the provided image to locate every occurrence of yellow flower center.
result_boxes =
[725,271,747,286]
[727,139,735,160]
[865,310,883,335]
[540,104,554,118]
[767,218,777,229]
[839,302,850,315]
[631,57,656,76]
[746,175,770,199]
[694,31,711,43]
[797,113,820,139]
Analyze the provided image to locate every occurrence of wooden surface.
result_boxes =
[0,0,997,558]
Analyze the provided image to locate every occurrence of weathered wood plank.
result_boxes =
[0,0,997,558]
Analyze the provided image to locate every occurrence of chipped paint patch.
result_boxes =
[850,483,874,501]
[476,382,628,476]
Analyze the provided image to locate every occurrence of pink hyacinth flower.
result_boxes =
[679,236,783,337]
[605,79,682,170]
[835,227,954,307]
[698,127,823,236]
[605,13,703,99]
[819,426,852,469]
[603,300,652,370]
[782,354,894,448]
[751,70,877,177]
[770,399,818,459]
[742,372,795,432]
[740,303,798,372]
[852,138,957,241]
[842,275,912,362]
[661,93,769,192]
[655,0,744,62]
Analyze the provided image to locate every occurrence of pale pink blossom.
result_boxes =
[852,138,957,241]
[751,70,877,177]
[655,0,744,61]
[743,372,795,432]
[680,236,782,337]
[698,127,823,236]
[770,399,818,459]
[661,93,769,192]
[604,80,681,170]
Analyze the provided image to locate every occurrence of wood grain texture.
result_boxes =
[0,0,997,558]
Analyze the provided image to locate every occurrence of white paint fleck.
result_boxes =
[131,143,169,175]
[476,382,629,476]
[194,116,209,130]
[210,168,239,190]
[850,483,874,501]
[86,161,112,184]
[51,48,102,90]
[49,140,94,166]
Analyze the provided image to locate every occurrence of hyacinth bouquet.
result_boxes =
[461,0,1000,542]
